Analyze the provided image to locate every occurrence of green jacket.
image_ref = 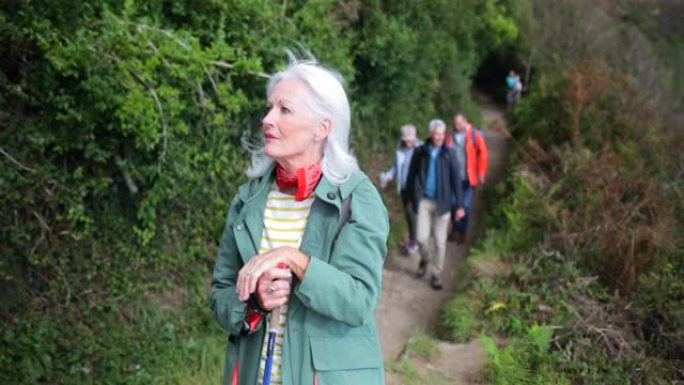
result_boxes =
[210,166,389,385]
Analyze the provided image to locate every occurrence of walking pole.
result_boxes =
[262,263,288,385]
[262,306,280,385]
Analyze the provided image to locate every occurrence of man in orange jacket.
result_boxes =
[445,113,488,243]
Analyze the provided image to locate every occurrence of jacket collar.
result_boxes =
[236,164,275,204]
[233,164,274,259]
[419,140,449,157]
[233,163,363,258]
[313,171,362,207]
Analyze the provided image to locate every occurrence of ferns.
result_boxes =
[480,325,571,385]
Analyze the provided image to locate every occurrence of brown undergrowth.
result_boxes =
[443,62,684,383]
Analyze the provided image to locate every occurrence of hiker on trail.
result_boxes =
[406,119,465,290]
[445,113,488,244]
[506,69,522,110]
[379,124,423,255]
[210,53,389,385]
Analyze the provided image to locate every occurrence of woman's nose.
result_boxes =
[262,109,275,128]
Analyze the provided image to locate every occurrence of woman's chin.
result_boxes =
[263,146,283,161]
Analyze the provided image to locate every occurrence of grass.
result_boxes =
[386,357,452,385]
[404,329,438,361]
[153,335,225,385]
[385,330,451,385]
[0,288,228,385]
[121,297,226,385]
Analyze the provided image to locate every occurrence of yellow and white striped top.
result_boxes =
[257,187,315,385]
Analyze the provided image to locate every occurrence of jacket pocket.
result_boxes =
[310,335,383,385]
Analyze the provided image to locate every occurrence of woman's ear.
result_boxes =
[314,118,332,142]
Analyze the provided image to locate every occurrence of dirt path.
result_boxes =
[374,90,510,384]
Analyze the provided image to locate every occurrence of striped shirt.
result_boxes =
[257,187,314,385]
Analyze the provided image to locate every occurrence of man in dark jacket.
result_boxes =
[406,119,465,290]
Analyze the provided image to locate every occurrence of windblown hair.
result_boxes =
[243,51,359,185]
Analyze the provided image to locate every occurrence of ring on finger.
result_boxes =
[266,286,274,294]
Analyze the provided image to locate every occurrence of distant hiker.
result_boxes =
[407,119,465,290]
[506,69,522,110]
[445,113,488,244]
[380,124,423,254]
[210,53,388,385]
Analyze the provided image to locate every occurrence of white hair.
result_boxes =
[428,119,446,132]
[243,51,358,185]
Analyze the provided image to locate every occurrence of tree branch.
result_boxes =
[210,60,270,79]
[115,155,139,194]
[0,146,35,173]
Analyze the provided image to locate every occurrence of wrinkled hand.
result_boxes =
[255,268,292,311]
[236,246,294,302]
[455,208,466,221]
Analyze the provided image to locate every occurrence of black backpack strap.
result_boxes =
[336,194,352,234]
[471,127,479,178]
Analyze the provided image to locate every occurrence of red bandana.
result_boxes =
[275,162,323,201]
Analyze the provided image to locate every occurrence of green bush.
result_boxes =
[440,294,482,342]
[444,58,683,384]
[481,325,572,385]
[1,0,524,382]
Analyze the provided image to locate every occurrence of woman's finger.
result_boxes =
[257,286,290,311]
[269,279,291,292]
[238,261,257,301]
[262,296,288,311]
[239,246,292,300]
[262,267,292,281]
[238,262,258,300]
[246,258,280,294]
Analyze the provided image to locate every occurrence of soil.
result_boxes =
[373,90,510,384]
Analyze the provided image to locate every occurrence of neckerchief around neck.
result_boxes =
[275,162,323,201]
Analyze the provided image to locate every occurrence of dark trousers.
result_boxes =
[452,181,473,234]
[401,189,417,243]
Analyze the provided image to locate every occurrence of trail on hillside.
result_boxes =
[374,90,510,385]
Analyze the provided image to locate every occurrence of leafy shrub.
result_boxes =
[452,59,683,384]
[509,62,677,295]
[481,325,572,385]
[1,0,525,382]
[440,294,483,342]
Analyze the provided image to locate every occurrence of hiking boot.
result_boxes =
[448,229,466,244]
[430,275,443,291]
[416,260,427,277]
[456,231,466,244]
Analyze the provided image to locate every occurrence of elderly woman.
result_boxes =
[210,54,389,385]
[379,124,422,254]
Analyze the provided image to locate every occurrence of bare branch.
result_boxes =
[0,146,36,173]
[88,45,169,165]
[281,0,288,18]
[115,155,139,194]
[116,19,189,50]
[210,60,270,79]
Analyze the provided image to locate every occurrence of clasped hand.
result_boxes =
[236,246,294,311]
